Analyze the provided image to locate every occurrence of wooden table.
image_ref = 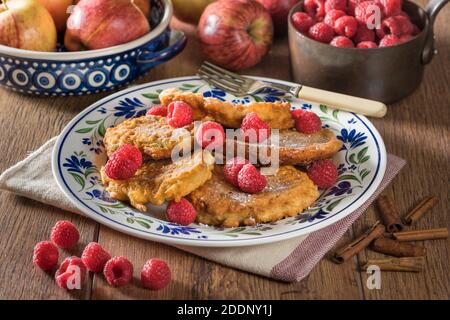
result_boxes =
[0,3,449,300]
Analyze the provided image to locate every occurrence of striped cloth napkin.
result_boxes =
[0,137,405,282]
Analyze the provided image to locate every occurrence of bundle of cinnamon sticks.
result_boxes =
[332,195,448,272]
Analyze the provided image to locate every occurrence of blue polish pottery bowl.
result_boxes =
[0,0,186,96]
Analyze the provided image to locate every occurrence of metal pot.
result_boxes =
[288,0,448,103]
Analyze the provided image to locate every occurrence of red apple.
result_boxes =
[256,0,299,36]
[64,0,150,51]
[197,0,273,71]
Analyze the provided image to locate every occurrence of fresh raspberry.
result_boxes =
[330,36,354,48]
[398,33,413,43]
[240,112,270,143]
[308,22,335,43]
[291,109,303,120]
[294,110,322,134]
[411,23,420,35]
[292,12,314,33]
[355,1,384,25]
[353,23,376,43]
[334,16,358,38]
[393,15,414,35]
[166,198,197,226]
[223,157,250,187]
[51,220,80,250]
[146,105,167,117]
[141,258,171,290]
[379,34,401,47]
[380,0,402,17]
[357,40,378,48]
[376,16,402,38]
[81,242,111,273]
[167,101,193,128]
[323,9,346,27]
[347,0,366,15]
[55,256,87,289]
[307,159,338,189]
[324,0,346,13]
[195,121,225,149]
[304,0,326,19]
[237,164,267,194]
[33,241,59,271]
[103,256,134,287]
[104,144,143,180]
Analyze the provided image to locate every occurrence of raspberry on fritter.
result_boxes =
[304,0,326,19]
[166,198,197,226]
[237,164,267,194]
[55,256,87,289]
[357,40,378,48]
[104,144,143,180]
[324,0,346,13]
[323,9,346,27]
[240,112,270,143]
[376,16,402,39]
[380,0,402,17]
[334,16,358,38]
[146,105,167,117]
[330,36,355,48]
[347,0,366,15]
[223,157,250,187]
[81,242,111,273]
[292,12,314,33]
[51,220,80,250]
[195,121,225,150]
[167,101,193,128]
[307,159,338,189]
[141,258,171,290]
[355,1,384,25]
[379,34,401,47]
[33,241,59,271]
[308,22,335,43]
[294,110,322,134]
[353,23,376,43]
[103,256,134,287]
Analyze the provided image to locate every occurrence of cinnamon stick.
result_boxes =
[361,257,425,272]
[371,237,426,257]
[376,195,403,232]
[393,228,449,241]
[403,196,439,226]
[333,221,385,264]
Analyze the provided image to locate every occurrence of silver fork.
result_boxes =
[197,61,387,118]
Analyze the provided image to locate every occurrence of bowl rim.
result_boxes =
[0,0,172,61]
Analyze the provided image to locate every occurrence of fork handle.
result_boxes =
[297,86,387,118]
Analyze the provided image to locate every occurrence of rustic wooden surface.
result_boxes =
[0,1,448,300]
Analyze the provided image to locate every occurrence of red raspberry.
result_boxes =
[81,242,111,273]
[240,112,270,143]
[399,33,413,43]
[380,0,402,17]
[393,15,414,35]
[304,0,326,19]
[330,36,354,48]
[347,0,366,15]
[33,241,59,271]
[166,198,197,226]
[146,105,167,117]
[103,256,134,287]
[141,258,171,290]
[307,159,338,189]
[55,256,87,289]
[195,121,225,149]
[51,220,79,249]
[334,16,358,38]
[292,12,314,33]
[376,16,402,39]
[324,9,346,27]
[353,23,376,43]
[104,144,143,180]
[308,22,335,43]
[357,40,378,48]
[167,101,193,128]
[324,0,346,13]
[355,1,384,25]
[291,108,303,120]
[223,157,250,187]
[379,34,401,47]
[411,23,420,35]
[294,110,322,134]
[237,164,267,194]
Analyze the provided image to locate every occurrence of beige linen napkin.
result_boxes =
[0,137,406,282]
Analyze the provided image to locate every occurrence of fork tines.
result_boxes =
[197,61,250,96]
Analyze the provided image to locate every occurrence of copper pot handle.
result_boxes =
[422,0,449,64]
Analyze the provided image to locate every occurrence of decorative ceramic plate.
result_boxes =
[52,76,386,247]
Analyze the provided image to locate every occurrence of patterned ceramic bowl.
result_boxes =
[0,0,186,96]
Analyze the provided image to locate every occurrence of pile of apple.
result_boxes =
[0,0,151,52]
